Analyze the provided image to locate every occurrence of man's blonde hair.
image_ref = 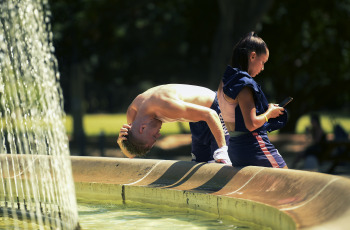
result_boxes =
[121,129,151,157]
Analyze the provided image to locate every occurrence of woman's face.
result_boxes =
[248,49,269,77]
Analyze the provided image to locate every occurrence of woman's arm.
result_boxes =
[237,87,284,131]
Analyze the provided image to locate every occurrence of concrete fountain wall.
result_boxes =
[72,156,350,230]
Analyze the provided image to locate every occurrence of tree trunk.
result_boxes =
[71,63,86,156]
[209,0,274,90]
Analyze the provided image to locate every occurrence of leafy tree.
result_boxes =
[261,0,350,132]
[208,0,274,88]
[50,0,220,113]
[49,0,350,139]
[49,0,220,152]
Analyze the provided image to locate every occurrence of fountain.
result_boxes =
[2,0,350,229]
[0,0,79,229]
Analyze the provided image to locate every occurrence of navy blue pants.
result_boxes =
[189,95,229,162]
[228,132,286,168]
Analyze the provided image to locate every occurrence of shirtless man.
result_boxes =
[117,84,231,164]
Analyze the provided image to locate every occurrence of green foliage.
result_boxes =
[260,0,350,131]
[49,0,350,134]
[49,0,218,113]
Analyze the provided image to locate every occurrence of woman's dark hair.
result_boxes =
[231,31,268,72]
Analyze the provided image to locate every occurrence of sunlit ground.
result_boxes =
[64,112,350,137]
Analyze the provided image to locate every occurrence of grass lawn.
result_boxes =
[296,112,350,134]
[64,112,350,137]
[64,113,191,137]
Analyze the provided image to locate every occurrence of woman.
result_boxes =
[217,32,288,168]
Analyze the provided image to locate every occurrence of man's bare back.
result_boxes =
[128,84,216,123]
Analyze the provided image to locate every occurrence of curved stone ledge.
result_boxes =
[71,156,350,229]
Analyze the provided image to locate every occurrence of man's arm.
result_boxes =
[159,100,230,164]
[159,100,227,148]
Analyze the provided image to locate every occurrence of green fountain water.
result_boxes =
[0,0,79,229]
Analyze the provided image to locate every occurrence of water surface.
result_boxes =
[77,199,260,230]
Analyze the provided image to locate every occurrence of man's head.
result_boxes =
[121,119,162,157]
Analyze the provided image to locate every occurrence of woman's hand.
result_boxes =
[266,104,284,119]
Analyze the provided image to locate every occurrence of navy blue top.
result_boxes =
[222,66,288,134]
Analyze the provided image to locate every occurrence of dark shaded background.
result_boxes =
[48,0,350,146]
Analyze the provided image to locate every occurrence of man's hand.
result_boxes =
[213,146,232,165]
[117,124,131,145]
[117,124,135,158]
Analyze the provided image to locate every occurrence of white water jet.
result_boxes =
[0,0,79,229]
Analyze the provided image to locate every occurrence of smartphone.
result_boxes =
[278,97,293,107]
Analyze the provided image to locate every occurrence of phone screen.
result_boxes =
[279,97,293,107]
